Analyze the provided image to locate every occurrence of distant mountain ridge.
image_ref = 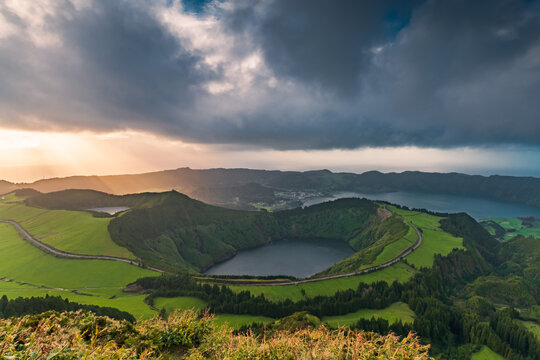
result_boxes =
[2,167,540,209]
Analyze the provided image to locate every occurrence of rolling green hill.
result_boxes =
[322,301,415,328]
[108,196,416,274]
[23,189,406,274]
[2,186,540,359]
[0,193,135,258]
[0,221,158,319]
[481,216,540,241]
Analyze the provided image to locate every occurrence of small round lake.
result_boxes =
[87,206,130,215]
[204,240,355,278]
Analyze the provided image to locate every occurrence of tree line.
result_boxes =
[0,294,135,322]
[134,213,540,359]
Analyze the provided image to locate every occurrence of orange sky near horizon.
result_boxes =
[0,128,534,183]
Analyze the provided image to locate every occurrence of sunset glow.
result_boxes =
[0,128,536,183]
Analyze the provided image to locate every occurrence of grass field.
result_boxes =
[494,217,523,230]
[0,222,159,319]
[471,346,505,360]
[0,198,134,259]
[371,225,417,267]
[0,280,157,320]
[0,194,465,323]
[226,204,460,301]
[388,206,464,268]
[322,302,415,328]
[0,222,155,289]
[228,262,416,302]
[154,297,208,314]
[482,217,540,241]
[213,314,274,329]
[518,319,540,339]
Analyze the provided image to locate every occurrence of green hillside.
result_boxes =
[481,216,540,241]
[0,221,158,319]
[31,190,392,274]
[0,222,154,290]
[2,187,540,359]
[322,302,415,328]
[389,206,465,268]
[108,196,418,274]
[0,193,135,259]
[317,215,408,274]
[4,188,467,278]
[472,346,505,360]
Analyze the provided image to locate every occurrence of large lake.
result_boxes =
[303,191,540,220]
[205,191,540,277]
[204,239,355,278]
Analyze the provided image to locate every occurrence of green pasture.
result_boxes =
[227,204,461,302]
[0,222,156,291]
[471,346,505,360]
[388,206,464,268]
[213,314,274,329]
[518,320,540,339]
[0,222,277,322]
[0,193,25,203]
[228,262,416,302]
[0,201,134,259]
[371,225,417,266]
[322,302,415,328]
[0,280,156,320]
[154,296,208,314]
[490,217,523,230]
[483,217,540,241]
[481,223,497,237]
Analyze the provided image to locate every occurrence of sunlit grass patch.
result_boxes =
[388,206,464,268]
[0,202,135,258]
[322,302,415,328]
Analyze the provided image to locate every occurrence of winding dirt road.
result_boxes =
[200,208,422,286]
[0,205,421,285]
[0,220,165,273]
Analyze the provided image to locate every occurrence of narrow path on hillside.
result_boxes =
[201,207,422,286]
[0,220,165,273]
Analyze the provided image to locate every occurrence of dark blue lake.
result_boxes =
[204,239,354,278]
[206,191,540,277]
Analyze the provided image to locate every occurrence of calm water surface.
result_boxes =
[87,206,130,215]
[303,191,540,220]
[204,240,354,278]
[207,191,540,277]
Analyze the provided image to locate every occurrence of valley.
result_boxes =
[0,188,453,317]
[1,184,539,359]
[3,2,539,357]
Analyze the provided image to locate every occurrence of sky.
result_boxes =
[1,0,540,182]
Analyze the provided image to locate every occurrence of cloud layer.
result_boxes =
[1,0,539,149]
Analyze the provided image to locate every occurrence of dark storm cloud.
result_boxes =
[370,0,540,146]
[1,0,540,149]
[224,0,420,96]
[0,0,215,132]
[217,0,540,148]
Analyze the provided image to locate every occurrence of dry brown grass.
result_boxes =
[0,310,432,359]
[187,325,432,360]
